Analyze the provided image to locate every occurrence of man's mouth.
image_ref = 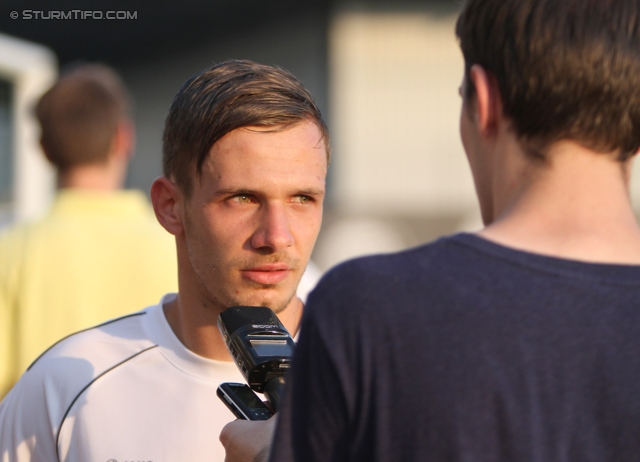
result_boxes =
[241,263,292,285]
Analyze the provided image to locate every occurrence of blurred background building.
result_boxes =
[2,0,638,272]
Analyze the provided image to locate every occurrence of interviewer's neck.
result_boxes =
[480,141,640,264]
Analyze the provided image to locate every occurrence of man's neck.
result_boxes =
[163,293,304,362]
[479,141,640,264]
[58,163,125,190]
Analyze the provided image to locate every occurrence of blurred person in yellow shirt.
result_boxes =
[0,64,178,398]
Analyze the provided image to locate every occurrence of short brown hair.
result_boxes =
[162,59,329,197]
[35,63,132,170]
[456,0,640,161]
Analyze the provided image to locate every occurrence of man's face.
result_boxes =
[181,120,327,314]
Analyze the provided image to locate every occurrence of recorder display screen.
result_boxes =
[250,339,293,357]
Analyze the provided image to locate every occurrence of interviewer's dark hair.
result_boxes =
[456,0,640,160]
[162,59,329,196]
[36,63,131,170]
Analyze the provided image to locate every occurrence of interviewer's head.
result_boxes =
[456,0,640,161]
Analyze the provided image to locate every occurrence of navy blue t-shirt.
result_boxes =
[270,233,640,462]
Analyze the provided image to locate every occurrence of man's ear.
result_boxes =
[110,119,136,162]
[150,177,184,236]
[469,64,503,136]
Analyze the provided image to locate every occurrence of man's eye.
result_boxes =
[293,195,311,204]
[233,195,253,204]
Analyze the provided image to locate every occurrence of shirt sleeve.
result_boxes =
[0,367,59,461]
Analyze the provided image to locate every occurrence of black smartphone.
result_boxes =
[217,382,274,420]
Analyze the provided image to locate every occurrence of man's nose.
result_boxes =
[250,204,294,252]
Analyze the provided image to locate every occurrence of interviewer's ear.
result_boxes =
[469,64,503,136]
[150,177,184,236]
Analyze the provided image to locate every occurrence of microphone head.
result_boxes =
[217,306,295,394]
[218,306,285,337]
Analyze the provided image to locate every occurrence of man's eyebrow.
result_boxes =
[295,187,325,196]
[214,187,325,197]
[214,187,258,197]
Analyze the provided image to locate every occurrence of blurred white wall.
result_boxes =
[0,33,56,226]
[316,10,482,271]
[330,11,475,215]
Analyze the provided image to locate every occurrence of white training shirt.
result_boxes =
[0,293,248,462]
